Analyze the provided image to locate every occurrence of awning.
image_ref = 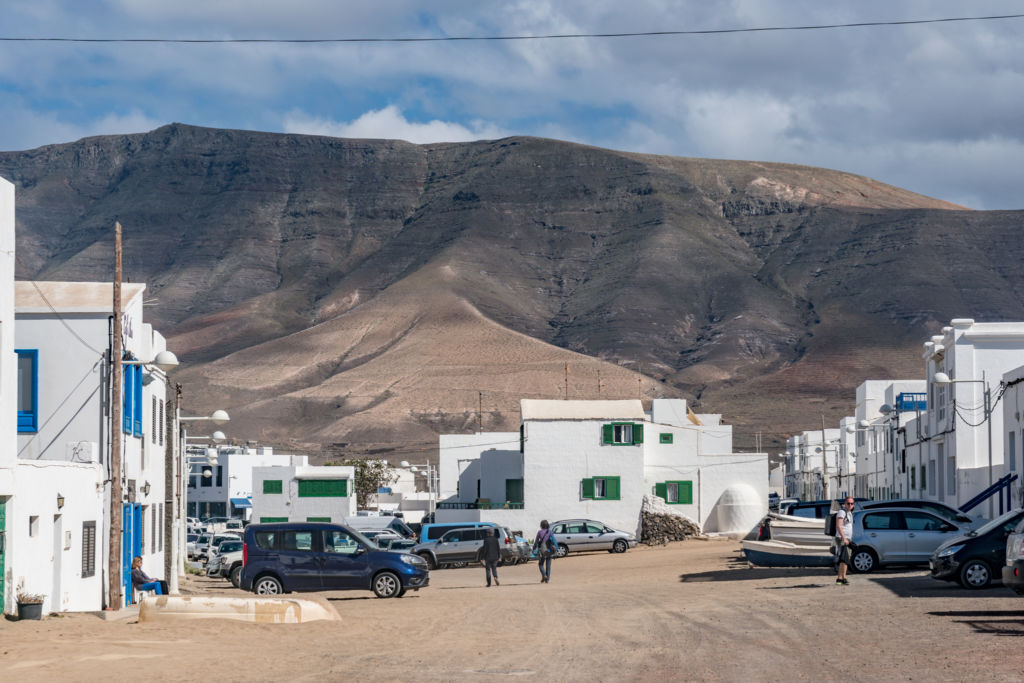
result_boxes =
[230,497,252,509]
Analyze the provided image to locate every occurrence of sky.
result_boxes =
[1,1,1022,209]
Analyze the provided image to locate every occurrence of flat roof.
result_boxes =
[521,399,645,421]
[15,281,146,313]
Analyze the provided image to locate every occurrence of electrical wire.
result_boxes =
[14,253,105,355]
[0,14,1021,44]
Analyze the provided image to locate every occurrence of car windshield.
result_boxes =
[969,509,1024,536]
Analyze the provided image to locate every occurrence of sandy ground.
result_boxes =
[2,539,1023,682]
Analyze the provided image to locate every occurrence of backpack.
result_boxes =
[825,511,838,537]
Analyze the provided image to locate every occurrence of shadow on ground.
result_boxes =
[870,574,1012,599]
[927,608,1024,636]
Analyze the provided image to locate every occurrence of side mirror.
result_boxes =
[354,544,367,555]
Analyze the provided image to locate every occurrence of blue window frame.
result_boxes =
[122,362,143,437]
[16,349,39,433]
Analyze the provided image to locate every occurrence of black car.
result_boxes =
[930,508,1024,589]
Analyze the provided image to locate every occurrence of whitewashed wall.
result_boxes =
[251,465,356,523]
[1002,364,1024,507]
[0,178,15,614]
[439,432,520,500]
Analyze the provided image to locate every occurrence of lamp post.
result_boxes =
[399,460,437,519]
[933,372,993,517]
[172,410,229,593]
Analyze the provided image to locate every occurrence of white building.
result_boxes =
[853,379,927,500]
[1000,364,1024,508]
[250,460,356,523]
[904,319,1024,517]
[187,444,296,520]
[11,281,172,612]
[0,177,16,615]
[436,399,767,537]
[783,429,842,500]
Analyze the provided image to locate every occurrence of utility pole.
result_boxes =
[564,363,569,400]
[477,391,483,433]
[107,222,123,610]
[820,414,829,501]
[597,369,601,396]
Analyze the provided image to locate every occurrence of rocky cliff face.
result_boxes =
[3,124,1020,456]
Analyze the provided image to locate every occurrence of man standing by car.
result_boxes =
[480,527,501,586]
[836,497,855,585]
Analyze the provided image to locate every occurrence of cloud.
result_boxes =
[0,101,164,151]
[281,105,509,144]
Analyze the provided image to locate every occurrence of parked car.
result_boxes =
[239,522,429,598]
[207,539,245,578]
[192,533,211,560]
[417,521,498,544]
[412,526,518,569]
[786,499,867,519]
[930,508,1024,589]
[1002,517,1024,595]
[186,533,200,558]
[549,519,638,556]
[847,507,964,573]
[376,537,418,552]
[858,499,985,530]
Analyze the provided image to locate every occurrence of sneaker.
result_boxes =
[840,579,850,585]
[494,578,499,586]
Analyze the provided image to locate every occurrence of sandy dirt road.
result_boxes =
[1,539,1022,681]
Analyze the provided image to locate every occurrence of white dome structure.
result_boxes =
[702,483,763,537]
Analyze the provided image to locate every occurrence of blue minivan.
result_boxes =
[239,522,429,598]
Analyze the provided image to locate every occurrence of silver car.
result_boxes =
[550,519,638,557]
[412,526,517,569]
[847,507,964,573]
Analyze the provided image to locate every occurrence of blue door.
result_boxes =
[319,529,371,589]
[278,529,321,590]
[122,503,143,606]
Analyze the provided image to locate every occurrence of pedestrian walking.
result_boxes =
[480,527,501,586]
[534,519,557,583]
[835,497,855,585]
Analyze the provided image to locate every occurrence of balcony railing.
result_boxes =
[437,501,524,510]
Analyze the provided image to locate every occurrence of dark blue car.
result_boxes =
[239,522,429,598]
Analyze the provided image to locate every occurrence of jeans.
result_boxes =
[138,581,164,595]
[484,560,498,585]
[538,554,551,580]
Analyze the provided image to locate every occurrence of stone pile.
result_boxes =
[639,494,702,545]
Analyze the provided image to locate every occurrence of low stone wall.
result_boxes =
[639,495,702,545]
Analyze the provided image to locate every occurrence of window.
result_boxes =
[1010,431,1017,473]
[927,460,936,495]
[200,467,212,487]
[307,517,331,522]
[159,399,165,446]
[122,363,143,437]
[581,476,621,500]
[602,423,644,446]
[910,466,916,490]
[655,480,693,504]
[946,456,956,496]
[259,517,288,524]
[323,529,360,554]
[298,479,348,497]
[863,512,901,530]
[82,521,96,577]
[904,512,945,531]
[16,349,39,432]
[151,504,157,554]
[659,433,673,444]
[505,478,524,505]
[281,531,314,551]
[152,396,158,444]
[263,479,283,494]
[139,507,146,554]
[216,466,223,487]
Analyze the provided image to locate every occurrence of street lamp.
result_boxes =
[933,372,994,517]
[400,460,438,518]
[171,410,229,593]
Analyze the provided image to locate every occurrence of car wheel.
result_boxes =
[851,547,877,573]
[959,559,992,589]
[230,565,242,588]
[612,539,628,554]
[417,552,436,570]
[451,561,468,568]
[556,543,569,558]
[373,571,402,598]
[253,575,283,595]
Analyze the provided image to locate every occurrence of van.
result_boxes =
[344,515,416,539]
[239,521,430,598]
[417,521,498,544]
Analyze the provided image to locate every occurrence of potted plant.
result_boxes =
[16,587,46,621]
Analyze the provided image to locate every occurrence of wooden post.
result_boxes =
[564,363,569,400]
[108,222,123,610]
[477,392,482,433]
[821,414,829,501]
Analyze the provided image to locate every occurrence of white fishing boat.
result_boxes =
[760,512,831,547]
[741,539,834,567]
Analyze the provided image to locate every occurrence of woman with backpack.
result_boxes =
[533,519,557,583]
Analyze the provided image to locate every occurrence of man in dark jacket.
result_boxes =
[480,527,501,586]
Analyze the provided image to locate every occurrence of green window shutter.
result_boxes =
[505,478,524,504]
[581,478,594,499]
[679,480,693,504]
[606,476,621,500]
[259,517,288,523]
[632,424,644,444]
[306,517,331,522]
[263,480,283,494]
[298,479,347,497]
[655,482,667,500]
[602,424,614,444]
[659,433,672,444]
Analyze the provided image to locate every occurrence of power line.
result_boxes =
[1,14,1021,44]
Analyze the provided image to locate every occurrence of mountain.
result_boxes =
[4,123,1022,457]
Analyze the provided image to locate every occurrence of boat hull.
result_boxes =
[741,540,834,567]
